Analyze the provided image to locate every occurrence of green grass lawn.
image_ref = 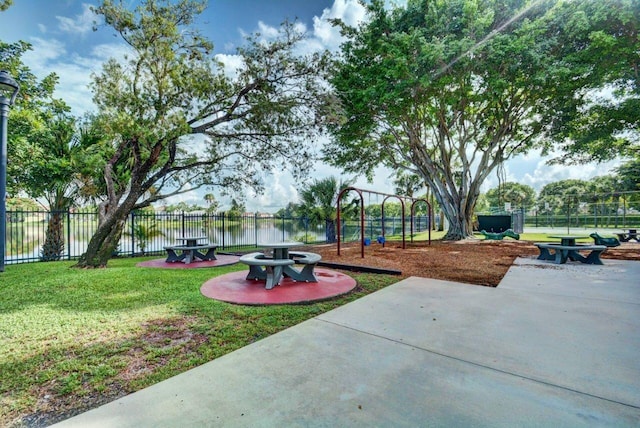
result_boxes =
[0,258,398,425]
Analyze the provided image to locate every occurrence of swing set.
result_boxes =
[336,187,432,258]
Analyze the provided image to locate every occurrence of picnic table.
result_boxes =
[240,241,322,289]
[535,235,606,265]
[616,229,639,243]
[164,236,218,264]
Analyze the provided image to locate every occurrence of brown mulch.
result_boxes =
[305,239,640,287]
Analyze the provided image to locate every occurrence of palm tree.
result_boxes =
[124,220,165,256]
[297,176,356,243]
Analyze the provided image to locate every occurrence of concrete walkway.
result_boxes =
[53,257,640,427]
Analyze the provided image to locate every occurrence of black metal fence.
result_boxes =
[4,210,431,265]
[478,190,640,231]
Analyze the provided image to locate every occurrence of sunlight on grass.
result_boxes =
[0,257,398,425]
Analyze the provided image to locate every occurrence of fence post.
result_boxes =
[181,211,185,237]
[304,216,309,243]
[221,213,225,249]
[130,211,136,257]
[282,216,285,241]
[66,209,71,260]
[255,213,258,247]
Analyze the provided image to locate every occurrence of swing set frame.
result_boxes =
[336,187,432,258]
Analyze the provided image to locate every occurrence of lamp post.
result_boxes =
[0,71,19,272]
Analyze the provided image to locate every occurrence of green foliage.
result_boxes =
[615,159,640,192]
[0,39,98,261]
[226,198,246,220]
[78,0,332,267]
[296,176,356,242]
[542,0,640,163]
[0,40,64,196]
[203,193,219,213]
[5,197,39,211]
[0,0,12,11]
[163,202,205,213]
[275,201,299,218]
[484,182,536,209]
[537,179,591,215]
[326,0,636,239]
[124,218,165,255]
[326,0,568,239]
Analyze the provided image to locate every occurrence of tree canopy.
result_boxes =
[542,0,639,164]
[484,182,536,210]
[76,0,332,267]
[325,0,637,239]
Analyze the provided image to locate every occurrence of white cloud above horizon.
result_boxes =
[56,3,97,36]
[4,0,625,212]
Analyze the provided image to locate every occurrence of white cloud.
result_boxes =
[56,3,97,36]
[312,0,367,51]
[214,53,245,78]
[481,149,622,193]
[257,21,280,41]
[247,168,300,211]
[22,37,130,115]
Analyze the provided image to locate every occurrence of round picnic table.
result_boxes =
[175,236,207,246]
[258,241,304,260]
[548,235,589,246]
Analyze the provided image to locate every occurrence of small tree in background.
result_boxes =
[296,176,355,243]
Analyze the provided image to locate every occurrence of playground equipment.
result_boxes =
[589,232,621,247]
[336,187,432,258]
[479,229,520,240]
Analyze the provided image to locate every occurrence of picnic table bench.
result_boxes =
[239,244,322,290]
[164,243,218,264]
[240,252,295,290]
[616,229,639,243]
[534,243,607,265]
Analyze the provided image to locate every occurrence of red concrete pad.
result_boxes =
[200,268,357,305]
[137,254,240,269]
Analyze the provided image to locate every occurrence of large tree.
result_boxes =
[0,40,61,197]
[76,0,331,267]
[543,0,639,164]
[21,103,81,261]
[537,179,590,216]
[0,39,92,260]
[325,0,636,239]
[484,182,536,210]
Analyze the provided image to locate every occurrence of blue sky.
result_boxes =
[0,0,621,211]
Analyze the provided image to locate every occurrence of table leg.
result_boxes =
[567,250,586,263]
[552,249,568,264]
[282,264,318,282]
[537,247,553,261]
[265,265,285,290]
[246,265,267,280]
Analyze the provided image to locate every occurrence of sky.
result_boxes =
[0,0,622,212]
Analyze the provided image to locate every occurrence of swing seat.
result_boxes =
[364,238,371,246]
[377,236,385,244]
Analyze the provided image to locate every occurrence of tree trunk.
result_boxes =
[326,219,337,243]
[438,191,478,240]
[40,211,65,261]
[74,200,133,268]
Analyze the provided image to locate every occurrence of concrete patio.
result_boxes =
[53,257,640,427]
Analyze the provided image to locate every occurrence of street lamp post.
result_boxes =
[0,71,20,272]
